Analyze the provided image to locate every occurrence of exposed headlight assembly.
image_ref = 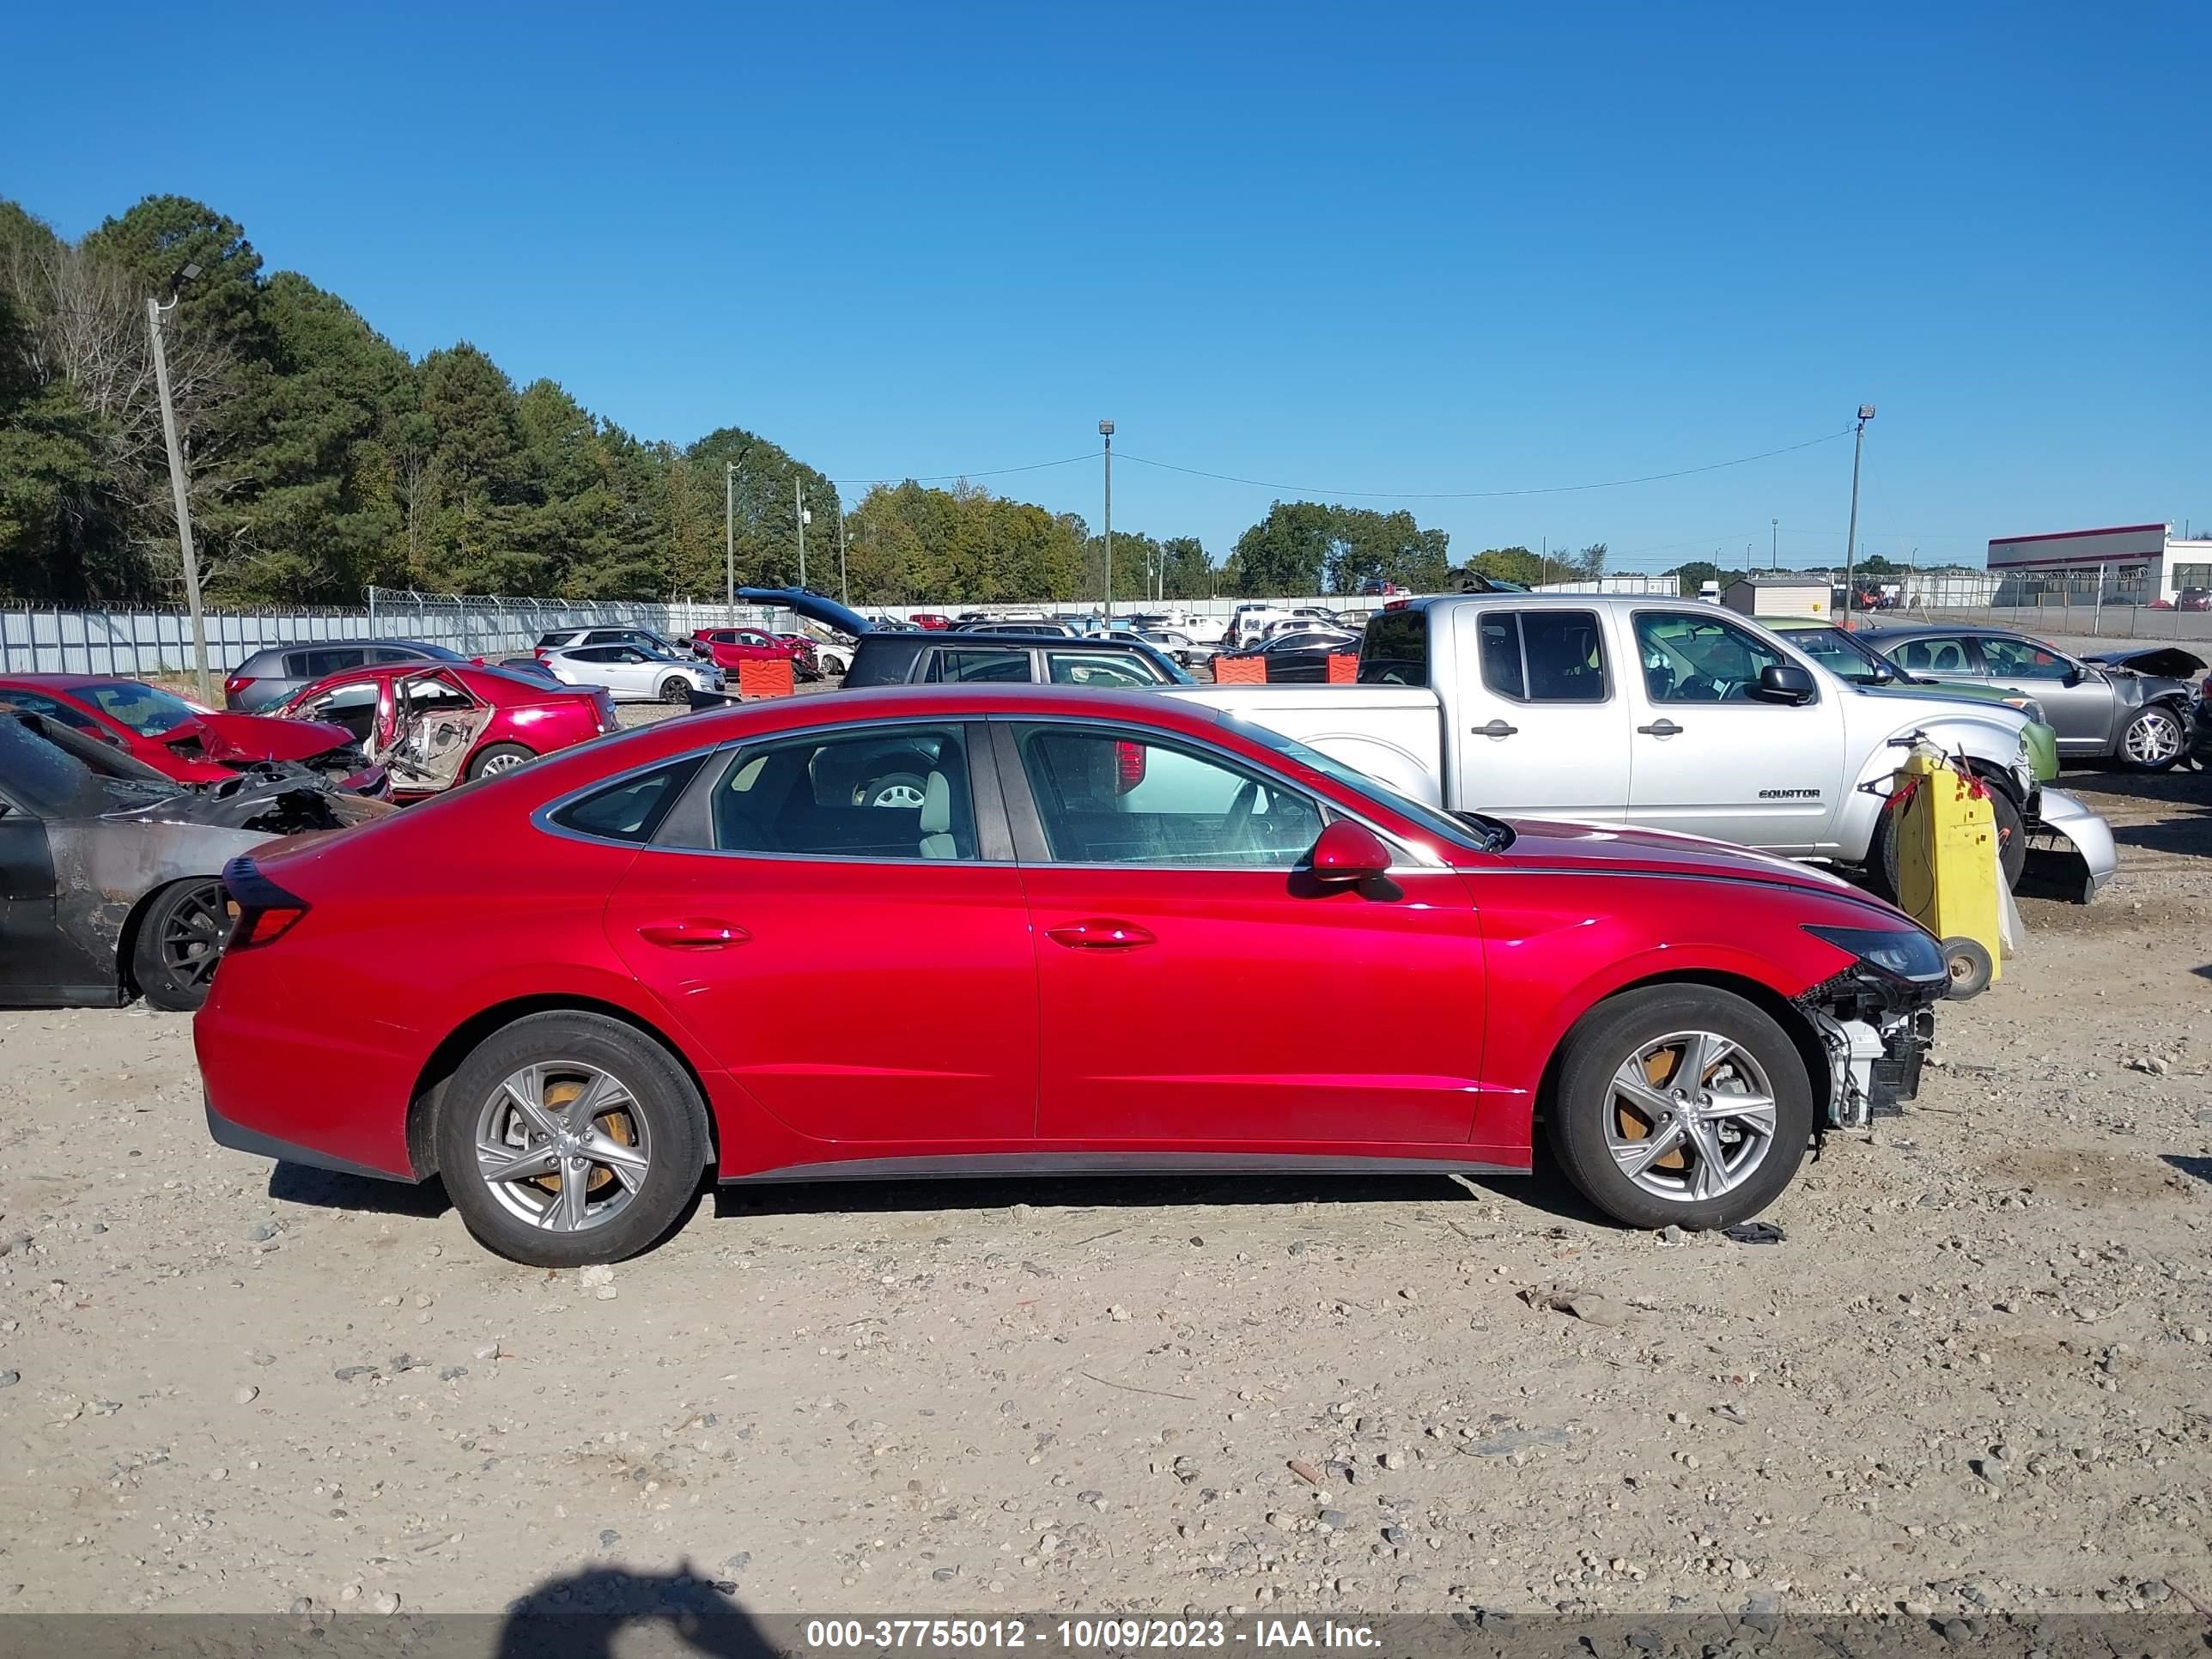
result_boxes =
[1803,923,1948,985]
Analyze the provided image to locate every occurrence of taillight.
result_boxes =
[222,856,309,951]
[223,674,252,698]
[1113,739,1146,793]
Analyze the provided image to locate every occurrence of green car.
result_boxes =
[1761,617,2061,783]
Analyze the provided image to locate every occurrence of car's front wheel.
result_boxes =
[659,674,695,704]
[2118,703,2185,771]
[435,1012,710,1267]
[1547,985,1814,1231]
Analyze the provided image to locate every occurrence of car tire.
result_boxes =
[131,878,228,1012]
[435,1012,711,1268]
[1869,775,2027,896]
[2117,703,2185,772]
[1547,985,1814,1231]
[860,771,929,810]
[465,742,536,781]
[659,674,694,705]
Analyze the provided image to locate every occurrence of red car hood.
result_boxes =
[178,710,355,763]
[1495,816,1878,901]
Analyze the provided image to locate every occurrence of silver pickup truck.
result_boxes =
[1173,594,2116,897]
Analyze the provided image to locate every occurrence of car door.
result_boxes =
[386,672,495,791]
[0,790,77,1000]
[1446,605,1633,820]
[603,721,1037,1145]
[1971,635,2112,754]
[1624,608,1844,852]
[1000,718,1485,1146]
[291,678,385,747]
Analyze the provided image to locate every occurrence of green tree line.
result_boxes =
[3,193,1505,608]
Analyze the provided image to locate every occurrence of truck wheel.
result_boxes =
[131,878,228,1012]
[1869,778,2027,897]
[434,1012,709,1267]
[1547,985,1814,1231]
[2118,704,2185,772]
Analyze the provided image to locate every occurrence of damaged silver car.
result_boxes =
[0,711,393,1012]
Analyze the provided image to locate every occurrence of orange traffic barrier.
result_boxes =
[1212,655,1267,684]
[737,658,795,699]
[1325,653,1358,684]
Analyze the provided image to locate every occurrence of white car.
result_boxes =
[542,644,723,703]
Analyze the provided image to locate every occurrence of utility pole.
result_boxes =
[144,265,210,703]
[1842,404,1875,630]
[1099,420,1115,623]
[836,496,848,605]
[724,462,737,613]
[794,476,809,589]
[1771,517,1778,572]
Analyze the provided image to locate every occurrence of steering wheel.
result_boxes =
[1221,779,1261,854]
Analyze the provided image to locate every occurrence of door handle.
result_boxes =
[635,918,750,949]
[1474,719,1519,738]
[1637,718,1684,738]
[1045,919,1156,951]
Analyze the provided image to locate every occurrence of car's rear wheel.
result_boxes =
[465,742,535,781]
[132,878,228,1012]
[2118,703,2185,771]
[1547,985,1814,1231]
[435,1012,709,1267]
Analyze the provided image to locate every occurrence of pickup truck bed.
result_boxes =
[1165,685,1448,806]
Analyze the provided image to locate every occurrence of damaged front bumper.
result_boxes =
[1797,968,1945,1131]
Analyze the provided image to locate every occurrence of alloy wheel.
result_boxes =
[473,1060,653,1234]
[477,750,529,775]
[1603,1030,1778,1203]
[161,882,228,993]
[2124,708,2182,766]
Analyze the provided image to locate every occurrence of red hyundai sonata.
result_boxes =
[196,686,1948,1266]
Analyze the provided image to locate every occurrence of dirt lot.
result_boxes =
[2,758,2209,1622]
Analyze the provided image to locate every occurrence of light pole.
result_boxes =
[793,477,811,589]
[836,496,848,605]
[1099,419,1115,623]
[144,262,210,702]
[724,461,738,613]
[1842,404,1875,629]
[1771,517,1778,572]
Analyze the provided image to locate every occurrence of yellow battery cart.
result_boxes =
[1889,742,2003,998]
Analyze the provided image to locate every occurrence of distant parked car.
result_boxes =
[1857,622,2196,770]
[494,657,568,686]
[222,639,467,711]
[534,627,691,659]
[2149,587,2212,612]
[690,628,808,677]
[908,613,954,630]
[951,619,1082,638]
[1207,629,1363,684]
[543,644,724,704]
[1358,578,1408,597]
[0,674,385,793]
[1133,629,1208,670]
[276,662,618,798]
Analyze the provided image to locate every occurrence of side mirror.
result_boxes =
[1309,819,1393,882]
[1750,663,1817,705]
[2060,665,2085,687]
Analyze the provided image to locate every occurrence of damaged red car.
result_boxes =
[198,686,1948,1268]
[0,675,385,795]
[272,662,617,799]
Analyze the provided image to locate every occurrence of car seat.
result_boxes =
[1929,642,1966,673]
[919,770,959,860]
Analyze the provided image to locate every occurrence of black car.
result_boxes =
[737,588,1193,689]
[222,638,468,711]
[1208,628,1363,684]
[0,711,392,1011]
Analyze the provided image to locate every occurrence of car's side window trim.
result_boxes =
[984,713,1429,872]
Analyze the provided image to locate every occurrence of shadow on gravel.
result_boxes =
[495,1565,772,1659]
[269,1161,453,1218]
[2161,1155,2212,1188]
[712,1153,1613,1229]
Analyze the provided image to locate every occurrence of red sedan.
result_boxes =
[0,674,381,792]
[272,662,617,799]
[196,686,1947,1267]
[690,628,806,674]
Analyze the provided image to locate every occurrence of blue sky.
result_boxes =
[5,0,2205,572]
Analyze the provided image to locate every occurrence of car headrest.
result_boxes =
[919,769,951,835]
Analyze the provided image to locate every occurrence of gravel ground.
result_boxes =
[1,756,2208,1621]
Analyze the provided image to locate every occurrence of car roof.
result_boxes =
[1855,623,2025,641]
[0,672,163,690]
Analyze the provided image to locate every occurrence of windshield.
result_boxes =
[79,680,199,738]
[1230,718,1507,854]
[0,713,172,816]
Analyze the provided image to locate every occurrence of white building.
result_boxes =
[1722,574,1832,619]
[1986,522,2212,607]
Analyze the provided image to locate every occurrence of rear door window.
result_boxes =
[373,647,427,665]
[1479,611,1607,702]
[291,647,368,679]
[922,647,1032,684]
[1046,652,1161,688]
[708,725,977,861]
[1888,635,1975,677]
